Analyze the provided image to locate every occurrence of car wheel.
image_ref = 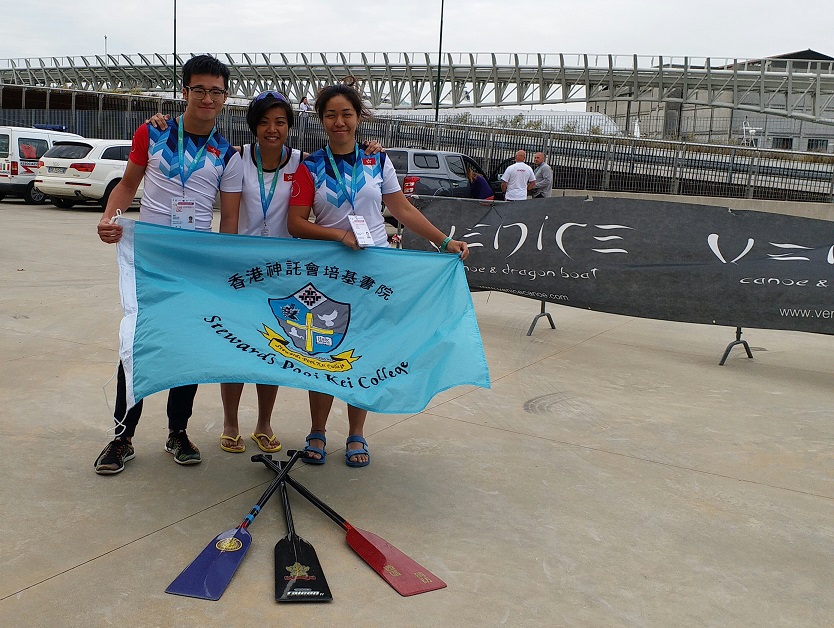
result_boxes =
[24,182,47,205]
[51,197,77,209]
[100,180,119,209]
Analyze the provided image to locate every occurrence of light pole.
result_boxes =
[434,0,445,122]
[173,0,177,99]
[104,35,108,63]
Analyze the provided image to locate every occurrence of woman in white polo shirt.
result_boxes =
[287,80,469,468]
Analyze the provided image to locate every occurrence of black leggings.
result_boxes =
[114,362,198,439]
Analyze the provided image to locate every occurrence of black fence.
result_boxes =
[2,94,833,204]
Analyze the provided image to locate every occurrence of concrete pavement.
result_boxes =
[0,199,832,627]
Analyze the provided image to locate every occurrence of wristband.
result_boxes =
[340,230,349,242]
[440,236,452,252]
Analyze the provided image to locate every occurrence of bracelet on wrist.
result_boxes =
[440,236,452,252]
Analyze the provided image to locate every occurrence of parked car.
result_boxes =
[0,126,84,204]
[34,139,143,209]
[386,148,489,198]
[382,148,493,232]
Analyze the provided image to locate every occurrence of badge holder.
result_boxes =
[347,214,375,248]
[171,198,197,230]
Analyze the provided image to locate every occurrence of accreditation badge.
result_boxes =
[347,214,375,248]
[171,198,197,230]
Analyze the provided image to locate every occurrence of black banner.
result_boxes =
[403,196,834,336]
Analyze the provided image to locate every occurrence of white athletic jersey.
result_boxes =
[293,147,400,247]
[128,121,243,231]
[238,144,302,238]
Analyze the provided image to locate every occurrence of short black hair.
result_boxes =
[315,78,371,120]
[182,55,230,90]
[246,94,295,137]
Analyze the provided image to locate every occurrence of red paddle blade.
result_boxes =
[345,525,446,596]
[166,527,252,600]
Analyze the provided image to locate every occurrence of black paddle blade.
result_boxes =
[274,536,333,602]
[258,456,445,597]
[165,527,252,600]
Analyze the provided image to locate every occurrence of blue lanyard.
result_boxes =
[256,144,285,221]
[177,115,216,190]
[326,144,359,213]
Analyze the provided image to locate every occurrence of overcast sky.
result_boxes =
[3,0,832,62]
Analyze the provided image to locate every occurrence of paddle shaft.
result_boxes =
[278,479,296,538]
[243,450,302,529]
[259,456,350,532]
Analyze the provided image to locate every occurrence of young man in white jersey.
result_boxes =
[94,54,243,474]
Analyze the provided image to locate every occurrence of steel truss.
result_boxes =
[2,52,834,124]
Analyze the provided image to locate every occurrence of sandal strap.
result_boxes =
[304,444,326,456]
[345,434,367,446]
[306,431,327,445]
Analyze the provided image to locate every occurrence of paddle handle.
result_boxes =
[256,455,349,532]
[243,450,302,529]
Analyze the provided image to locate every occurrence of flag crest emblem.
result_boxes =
[268,283,350,356]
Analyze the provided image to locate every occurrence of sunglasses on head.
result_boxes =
[253,90,289,103]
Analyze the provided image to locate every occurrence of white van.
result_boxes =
[0,126,84,204]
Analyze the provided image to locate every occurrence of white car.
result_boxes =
[34,139,143,209]
[0,126,84,204]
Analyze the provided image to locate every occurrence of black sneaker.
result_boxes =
[94,439,135,475]
[165,430,202,465]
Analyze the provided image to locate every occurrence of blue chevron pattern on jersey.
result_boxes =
[147,120,236,181]
[304,148,386,209]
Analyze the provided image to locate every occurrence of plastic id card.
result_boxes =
[171,198,197,230]
[348,214,375,247]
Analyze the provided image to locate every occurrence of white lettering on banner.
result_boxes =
[459,219,834,267]
[779,308,834,319]
[459,220,633,259]
[412,196,834,336]
[492,264,599,281]
[495,223,528,257]
[740,278,828,288]
[740,277,811,286]
[710,234,834,265]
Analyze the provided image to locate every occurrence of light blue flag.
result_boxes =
[116,218,490,413]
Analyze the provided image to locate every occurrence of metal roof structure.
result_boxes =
[2,52,834,124]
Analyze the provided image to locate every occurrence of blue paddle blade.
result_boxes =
[165,527,252,600]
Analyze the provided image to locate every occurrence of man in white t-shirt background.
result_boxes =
[500,150,536,201]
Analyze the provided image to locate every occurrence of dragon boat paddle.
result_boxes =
[256,454,446,596]
[165,449,303,600]
[274,477,333,602]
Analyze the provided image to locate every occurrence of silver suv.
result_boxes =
[386,148,489,198]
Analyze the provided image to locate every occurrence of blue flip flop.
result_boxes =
[345,435,370,468]
[302,431,327,465]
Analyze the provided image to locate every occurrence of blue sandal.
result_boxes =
[345,435,370,468]
[302,432,327,465]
